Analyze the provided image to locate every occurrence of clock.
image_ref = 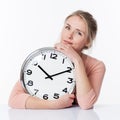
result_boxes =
[20,47,75,100]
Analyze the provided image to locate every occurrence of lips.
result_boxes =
[63,40,72,44]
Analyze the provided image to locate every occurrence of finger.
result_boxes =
[54,43,67,49]
[54,44,65,53]
[54,43,62,50]
[69,94,75,99]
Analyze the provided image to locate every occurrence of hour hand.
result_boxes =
[38,65,53,80]
[45,67,72,79]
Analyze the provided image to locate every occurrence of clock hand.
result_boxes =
[45,67,72,79]
[38,65,53,80]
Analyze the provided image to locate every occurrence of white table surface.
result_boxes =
[1,104,120,120]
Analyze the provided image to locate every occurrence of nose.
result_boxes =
[67,31,74,40]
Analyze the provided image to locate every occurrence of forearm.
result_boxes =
[74,58,92,96]
[25,94,75,109]
[25,96,54,109]
[8,81,74,109]
[74,59,96,109]
[8,81,55,109]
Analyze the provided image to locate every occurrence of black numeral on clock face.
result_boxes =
[53,93,59,99]
[62,88,68,93]
[67,78,73,84]
[26,69,32,75]
[67,67,72,73]
[50,53,57,59]
[33,89,39,95]
[62,57,67,64]
[43,94,48,100]
[42,54,46,60]
[27,80,33,86]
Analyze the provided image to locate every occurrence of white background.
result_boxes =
[0,0,120,105]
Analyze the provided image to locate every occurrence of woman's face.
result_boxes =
[60,15,88,52]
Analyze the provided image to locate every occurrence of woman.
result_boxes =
[8,10,106,110]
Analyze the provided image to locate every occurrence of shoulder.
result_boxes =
[82,53,106,73]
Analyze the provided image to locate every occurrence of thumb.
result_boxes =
[69,94,75,99]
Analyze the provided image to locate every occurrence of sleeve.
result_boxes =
[77,61,106,109]
[8,81,30,109]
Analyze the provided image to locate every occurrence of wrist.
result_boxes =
[74,57,82,67]
[48,100,59,109]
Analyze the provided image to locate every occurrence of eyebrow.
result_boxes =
[65,23,86,35]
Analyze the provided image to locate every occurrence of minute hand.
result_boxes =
[45,67,72,79]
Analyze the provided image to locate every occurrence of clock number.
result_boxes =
[26,69,32,75]
[67,78,73,84]
[43,94,48,100]
[62,57,67,64]
[67,67,72,73]
[50,53,57,59]
[53,93,59,99]
[27,80,33,86]
[62,88,68,93]
[33,89,39,95]
[42,54,46,60]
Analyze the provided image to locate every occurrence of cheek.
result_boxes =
[60,32,66,42]
[72,40,86,50]
[61,31,66,37]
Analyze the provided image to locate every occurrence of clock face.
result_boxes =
[20,47,75,100]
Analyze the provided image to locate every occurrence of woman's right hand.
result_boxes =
[51,94,75,109]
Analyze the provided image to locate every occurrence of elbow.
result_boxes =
[8,96,20,109]
[8,97,16,109]
[77,101,94,110]
[77,91,97,110]
[8,94,29,109]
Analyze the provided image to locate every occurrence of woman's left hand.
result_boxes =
[54,42,81,63]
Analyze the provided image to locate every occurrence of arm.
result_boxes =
[55,43,106,109]
[74,57,106,109]
[8,81,75,109]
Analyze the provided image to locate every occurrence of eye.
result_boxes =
[77,31,82,36]
[65,25,70,30]
[75,30,82,36]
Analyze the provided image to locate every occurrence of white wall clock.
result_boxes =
[20,47,75,100]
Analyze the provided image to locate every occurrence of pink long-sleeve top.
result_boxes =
[8,54,106,109]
